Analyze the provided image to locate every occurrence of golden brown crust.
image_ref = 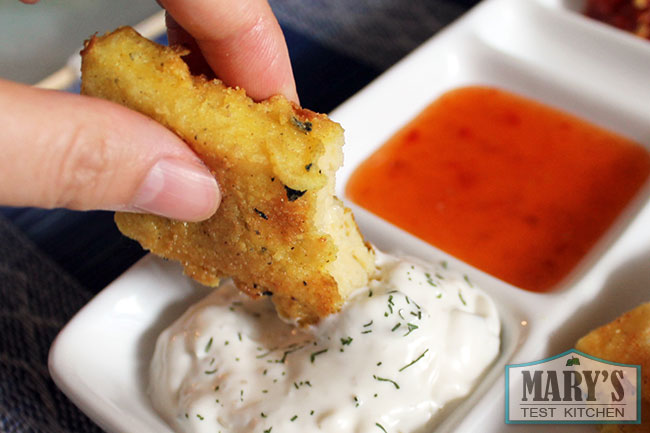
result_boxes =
[81,27,375,324]
[576,302,650,433]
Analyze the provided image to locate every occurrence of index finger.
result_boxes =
[159,0,298,103]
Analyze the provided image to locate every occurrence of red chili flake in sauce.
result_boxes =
[346,86,650,292]
[585,0,650,39]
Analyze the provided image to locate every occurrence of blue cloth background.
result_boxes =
[0,1,479,431]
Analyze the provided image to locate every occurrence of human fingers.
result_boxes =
[160,0,298,103]
[164,12,215,78]
[0,79,220,221]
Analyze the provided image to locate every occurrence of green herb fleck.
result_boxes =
[341,336,353,346]
[204,369,217,375]
[404,323,419,336]
[279,346,302,363]
[376,422,388,433]
[284,185,306,202]
[363,320,374,327]
[368,289,373,297]
[310,349,328,363]
[373,375,400,389]
[238,332,242,341]
[310,410,314,416]
[291,415,298,422]
[256,349,275,359]
[361,329,372,334]
[264,427,272,433]
[441,260,448,269]
[464,274,473,287]
[196,414,204,421]
[391,323,401,332]
[205,337,213,352]
[458,290,467,306]
[399,349,429,372]
[261,412,267,418]
[291,117,313,133]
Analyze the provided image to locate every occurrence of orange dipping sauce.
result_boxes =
[346,86,650,292]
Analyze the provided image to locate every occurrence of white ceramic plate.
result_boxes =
[49,0,650,432]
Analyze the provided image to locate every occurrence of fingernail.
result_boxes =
[282,84,300,105]
[130,158,220,221]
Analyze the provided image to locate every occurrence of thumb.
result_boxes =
[0,79,220,221]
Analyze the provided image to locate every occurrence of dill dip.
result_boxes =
[149,251,501,433]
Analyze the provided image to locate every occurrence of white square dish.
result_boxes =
[48,256,210,433]
[49,0,650,432]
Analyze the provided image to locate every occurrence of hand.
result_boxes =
[160,0,298,103]
[2,0,297,221]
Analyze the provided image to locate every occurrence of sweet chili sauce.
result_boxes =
[346,86,650,292]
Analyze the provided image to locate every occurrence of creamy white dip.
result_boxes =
[150,252,500,433]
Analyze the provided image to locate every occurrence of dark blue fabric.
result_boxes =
[284,26,381,113]
[0,208,146,293]
[0,2,479,431]
[0,214,103,433]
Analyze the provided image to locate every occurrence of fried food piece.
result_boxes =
[81,27,375,324]
[576,302,650,433]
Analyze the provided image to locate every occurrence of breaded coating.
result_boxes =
[81,27,375,324]
[576,302,650,433]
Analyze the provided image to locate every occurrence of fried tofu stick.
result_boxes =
[81,27,375,324]
[576,302,650,433]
